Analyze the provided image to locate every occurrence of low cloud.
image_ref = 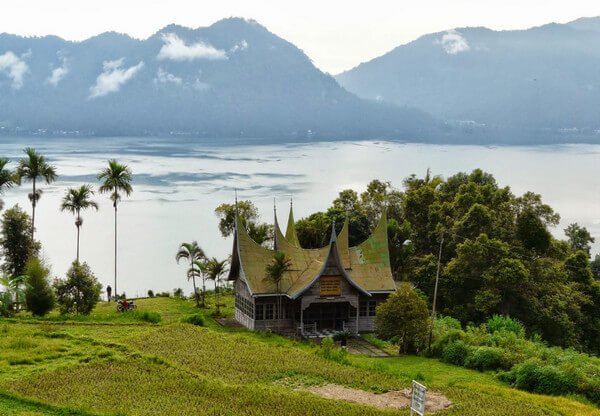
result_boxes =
[438,30,470,55]
[153,67,182,85]
[230,40,249,53]
[46,58,69,86]
[0,51,29,89]
[89,58,144,98]
[157,33,227,61]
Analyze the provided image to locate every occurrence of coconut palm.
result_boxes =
[0,275,28,314]
[60,185,99,262]
[0,158,16,211]
[265,251,292,328]
[97,160,132,300]
[16,148,57,238]
[193,259,209,308]
[176,241,206,308]
[206,257,228,316]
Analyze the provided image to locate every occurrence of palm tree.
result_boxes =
[97,160,132,300]
[60,185,99,262]
[0,158,16,211]
[193,259,209,308]
[265,251,292,329]
[16,148,57,238]
[206,258,228,316]
[0,275,28,313]
[176,241,205,308]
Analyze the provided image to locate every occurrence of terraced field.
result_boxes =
[1,296,598,415]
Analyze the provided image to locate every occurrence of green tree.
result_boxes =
[24,257,55,316]
[0,157,16,211]
[60,185,99,262]
[264,251,292,326]
[54,261,102,315]
[97,160,132,299]
[591,254,600,280]
[192,259,208,307]
[0,275,27,315]
[564,223,595,256]
[16,148,58,239]
[206,257,229,316]
[375,283,430,354]
[516,209,552,254]
[0,205,38,306]
[176,241,206,308]
[214,200,272,245]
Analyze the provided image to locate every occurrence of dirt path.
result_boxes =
[306,383,452,412]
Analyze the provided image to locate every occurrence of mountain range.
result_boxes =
[337,17,600,143]
[1,17,600,143]
[0,18,436,141]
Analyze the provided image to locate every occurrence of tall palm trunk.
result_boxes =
[31,177,36,239]
[202,275,206,307]
[76,208,81,263]
[114,200,118,300]
[191,259,200,308]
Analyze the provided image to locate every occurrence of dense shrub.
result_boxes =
[442,340,470,366]
[465,346,506,371]
[24,257,55,317]
[53,261,102,315]
[156,292,170,297]
[486,315,525,337]
[184,313,205,326]
[138,311,161,324]
[512,360,577,396]
[375,283,430,354]
[147,290,154,298]
[432,328,464,357]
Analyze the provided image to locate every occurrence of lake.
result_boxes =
[0,137,599,297]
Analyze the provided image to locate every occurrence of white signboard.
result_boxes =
[410,380,427,416]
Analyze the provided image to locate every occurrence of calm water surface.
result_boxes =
[0,137,599,296]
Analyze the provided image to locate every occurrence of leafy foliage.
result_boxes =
[53,261,102,315]
[375,283,429,353]
[23,257,55,317]
[214,200,272,245]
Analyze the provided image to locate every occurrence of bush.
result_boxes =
[173,288,185,299]
[138,311,161,324]
[53,261,102,315]
[465,346,506,371]
[376,283,430,354]
[156,291,170,298]
[486,315,525,338]
[432,328,465,357]
[184,313,205,326]
[513,360,577,396]
[24,258,55,317]
[442,340,470,366]
[318,336,349,364]
[147,290,154,298]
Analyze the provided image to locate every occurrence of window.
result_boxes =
[235,293,254,319]
[265,303,274,320]
[255,303,275,320]
[359,300,377,317]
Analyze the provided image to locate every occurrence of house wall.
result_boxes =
[357,294,390,332]
[234,278,255,330]
[253,296,296,331]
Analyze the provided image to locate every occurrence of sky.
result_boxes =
[2,1,600,74]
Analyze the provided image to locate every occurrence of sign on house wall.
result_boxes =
[320,276,341,296]
[410,380,427,416]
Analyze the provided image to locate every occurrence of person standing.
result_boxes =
[107,285,112,302]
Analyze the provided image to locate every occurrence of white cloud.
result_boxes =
[0,51,29,89]
[154,67,182,85]
[193,79,210,91]
[230,40,248,53]
[46,58,69,86]
[157,33,227,61]
[89,58,144,98]
[438,30,470,54]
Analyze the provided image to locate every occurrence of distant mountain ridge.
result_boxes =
[336,17,600,143]
[0,18,438,141]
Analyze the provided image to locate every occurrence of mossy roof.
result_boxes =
[229,207,395,297]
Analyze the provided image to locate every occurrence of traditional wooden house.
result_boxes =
[228,203,396,337]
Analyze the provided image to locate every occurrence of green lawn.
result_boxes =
[1,295,598,416]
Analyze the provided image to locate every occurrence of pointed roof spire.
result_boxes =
[329,219,337,243]
[285,197,301,248]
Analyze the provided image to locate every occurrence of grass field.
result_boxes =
[1,295,598,416]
